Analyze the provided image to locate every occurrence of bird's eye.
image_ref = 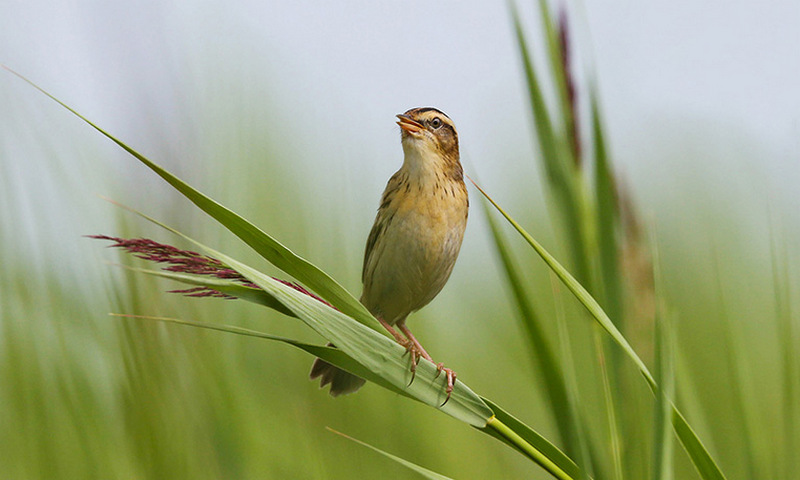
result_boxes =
[430,117,442,129]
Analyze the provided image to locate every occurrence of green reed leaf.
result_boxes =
[482,398,579,480]
[110,313,411,398]
[327,428,454,480]
[3,66,379,335]
[115,209,493,427]
[473,179,727,480]
[482,199,583,457]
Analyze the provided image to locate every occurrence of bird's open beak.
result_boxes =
[396,114,424,134]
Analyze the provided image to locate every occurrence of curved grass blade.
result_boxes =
[326,428,454,480]
[124,265,580,479]
[212,247,492,426]
[111,313,410,398]
[536,0,576,159]
[480,398,581,480]
[114,206,494,427]
[116,209,586,479]
[473,179,651,382]
[652,315,675,480]
[3,66,379,334]
[651,240,675,480]
[125,265,295,317]
[482,199,583,457]
[508,7,589,286]
[590,97,623,323]
[473,180,727,480]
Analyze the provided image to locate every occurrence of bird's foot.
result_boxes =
[435,363,457,406]
[400,339,425,386]
[400,346,456,406]
[378,318,456,405]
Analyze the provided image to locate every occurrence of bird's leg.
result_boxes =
[377,317,410,345]
[377,317,423,384]
[396,320,457,406]
[396,321,433,362]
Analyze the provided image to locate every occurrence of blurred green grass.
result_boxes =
[2,14,798,479]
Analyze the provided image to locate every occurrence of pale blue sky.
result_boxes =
[2,0,799,274]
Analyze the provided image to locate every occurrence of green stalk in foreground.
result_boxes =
[470,177,727,480]
[487,416,573,480]
[96,225,580,480]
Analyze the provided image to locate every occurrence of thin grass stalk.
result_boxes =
[509,6,590,287]
[326,428,454,480]
[486,416,575,480]
[473,179,727,480]
[588,95,630,479]
[482,199,581,455]
[651,241,675,480]
[590,97,623,324]
[651,314,675,480]
[551,276,595,480]
[593,332,623,480]
[710,246,762,479]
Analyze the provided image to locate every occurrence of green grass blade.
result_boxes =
[536,0,575,160]
[509,4,558,171]
[481,199,581,454]
[553,290,595,480]
[671,409,725,480]
[590,97,623,323]
[109,313,412,397]
[594,334,623,480]
[473,180,728,480]
[710,248,762,478]
[213,249,493,426]
[590,95,626,479]
[124,265,296,317]
[327,428,454,480]
[481,397,580,479]
[119,209,493,427]
[508,8,589,286]
[652,244,675,480]
[116,210,586,476]
[473,179,651,382]
[651,315,675,480]
[4,66,378,334]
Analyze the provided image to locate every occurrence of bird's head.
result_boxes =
[396,107,459,167]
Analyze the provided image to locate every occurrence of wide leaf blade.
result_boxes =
[4,66,379,333]
[122,211,494,427]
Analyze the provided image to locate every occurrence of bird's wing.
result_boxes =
[361,215,383,284]
[362,170,405,284]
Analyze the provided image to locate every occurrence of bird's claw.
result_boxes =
[401,339,421,387]
[396,337,456,405]
[439,367,457,407]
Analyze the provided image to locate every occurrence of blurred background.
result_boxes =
[1,1,798,478]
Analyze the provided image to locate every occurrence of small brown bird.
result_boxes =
[310,107,468,399]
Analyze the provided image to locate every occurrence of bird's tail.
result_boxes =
[309,343,366,396]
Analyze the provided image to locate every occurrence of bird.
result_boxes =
[310,107,468,401]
